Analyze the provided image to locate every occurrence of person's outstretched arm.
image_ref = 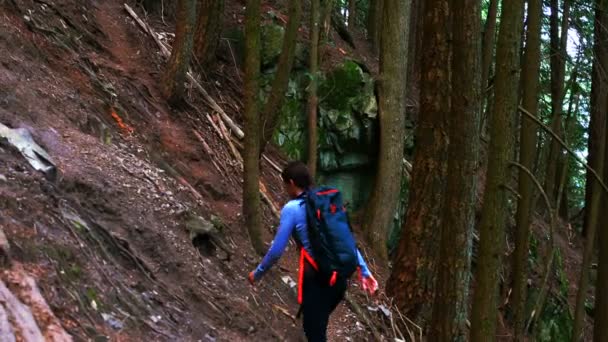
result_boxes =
[249,203,297,283]
[356,249,378,294]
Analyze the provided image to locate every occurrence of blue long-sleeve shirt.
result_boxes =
[254,198,372,279]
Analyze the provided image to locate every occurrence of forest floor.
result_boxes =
[0,0,395,340]
[0,0,592,340]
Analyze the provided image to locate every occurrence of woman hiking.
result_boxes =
[248,161,378,341]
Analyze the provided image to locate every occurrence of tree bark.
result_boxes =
[361,0,409,262]
[574,1,608,337]
[470,0,525,340]
[511,0,542,339]
[594,117,608,341]
[544,0,571,204]
[584,0,608,237]
[481,0,498,93]
[307,0,321,178]
[428,0,479,339]
[367,0,384,54]
[161,0,197,105]
[348,0,356,27]
[406,0,425,123]
[386,0,449,325]
[193,0,224,68]
[243,0,265,255]
[259,0,302,154]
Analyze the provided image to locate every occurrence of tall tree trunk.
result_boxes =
[511,0,542,339]
[406,0,425,123]
[307,0,321,178]
[545,0,571,203]
[470,0,525,340]
[584,1,608,237]
[243,0,265,255]
[429,0,480,339]
[161,0,197,105]
[361,0,409,262]
[348,0,356,27]
[573,1,608,337]
[367,0,383,54]
[480,0,498,138]
[481,0,498,93]
[259,0,302,154]
[386,0,449,324]
[193,0,224,68]
[594,119,608,341]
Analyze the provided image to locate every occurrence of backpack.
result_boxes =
[302,186,359,281]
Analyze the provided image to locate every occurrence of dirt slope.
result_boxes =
[0,0,387,341]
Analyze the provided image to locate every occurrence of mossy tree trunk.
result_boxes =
[573,0,608,337]
[307,0,321,178]
[595,118,608,341]
[429,0,480,339]
[162,0,197,105]
[470,0,524,340]
[361,0,409,262]
[259,0,302,154]
[386,0,449,325]
[193,0,224,68]
[511,0,542,339]
[243,0,265,255]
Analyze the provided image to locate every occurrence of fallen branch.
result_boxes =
[344,294,383,341]
[273,304,296,323]
[191,129,223,174]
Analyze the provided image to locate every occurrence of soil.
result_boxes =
[0,0,388,340]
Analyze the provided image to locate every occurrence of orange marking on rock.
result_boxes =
[111,109,134,134]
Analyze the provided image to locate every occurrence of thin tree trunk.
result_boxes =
[584,0,608,237]
[361,0,409,262]
[243,0,265,255]
[545,0,571,204]
[470,0,525,340]
[348,0,356,27]
[386,0,449,325]
[367,0,383,54]
[511,0,542,339]
[162,0,197,105]
[406,0,425,123]
[481,0,498,93]
[259,0,302,154]
[193,0,224,68]
[429,0,480,339]
[594,117,608,341]
[307,0,321,177]
[573,0,608,338]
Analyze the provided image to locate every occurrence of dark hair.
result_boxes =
[281,161,313,189]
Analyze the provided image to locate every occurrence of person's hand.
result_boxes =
[361,275,378,295]
[248,271,256,285]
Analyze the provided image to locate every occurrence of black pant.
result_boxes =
[301,263,348,342]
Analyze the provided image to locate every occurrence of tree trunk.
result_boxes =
[511,0,542,339]
[481,0,498,93]
[386,0,449,325]
[480,0,498,138]
[367,0,383,54]
[243,0,265,255]
[259,0,302,154]
[361,0,409,262]
[161,0,197,105]
[406,0,425,123]
[348,0,356,27]
[594,118,608,341]
[584,0,608,237]
[470,0,525,340]
[307,0,321,178]
[545,0,571,204]
[574,1,608,337]
[193,0,224,68]
[428,0,480,339]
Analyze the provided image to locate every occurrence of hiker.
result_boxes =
[248,161,378,341]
